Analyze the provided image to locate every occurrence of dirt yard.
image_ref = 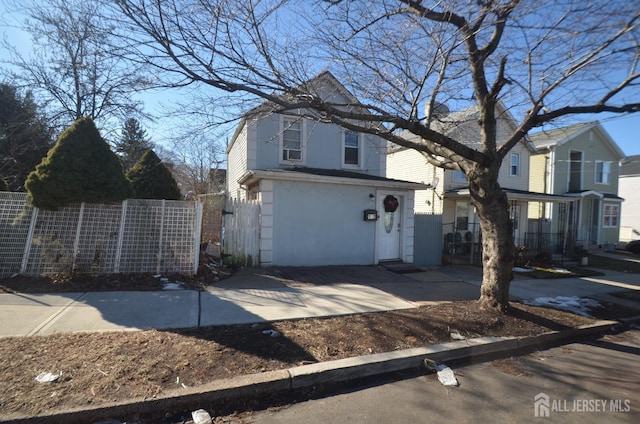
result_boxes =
[1,273,638,423]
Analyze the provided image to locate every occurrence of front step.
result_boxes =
[379,261,423,274]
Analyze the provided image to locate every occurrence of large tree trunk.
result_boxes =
[469,167,515,312]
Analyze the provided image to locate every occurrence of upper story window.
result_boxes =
[343,130,360,167]
[595,160,611,184]
[510,153,520,176]
[281,117,304,163]
[452,170,466,182]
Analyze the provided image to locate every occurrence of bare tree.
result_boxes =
[113,0,639,311]
[168,130,226,197]
[1,0,147,132]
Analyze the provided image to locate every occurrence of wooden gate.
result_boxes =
[222,198,260,267]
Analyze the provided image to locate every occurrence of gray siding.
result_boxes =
[255,114,386,176]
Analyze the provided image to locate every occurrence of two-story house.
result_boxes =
[528,122,625,251]
[226,72,426,266]
[388,102,569,265]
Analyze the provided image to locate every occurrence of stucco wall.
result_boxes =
[270,180,378,266]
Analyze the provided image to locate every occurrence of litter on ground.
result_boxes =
[192,408,213,424]
[423,358,459,386]
[35,371,62,383]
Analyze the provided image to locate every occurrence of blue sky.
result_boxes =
[598,115,640,157]
[1,4,638,157]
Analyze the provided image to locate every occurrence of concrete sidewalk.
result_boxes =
[4,264,640,424]
[1,265,639,338]
[0,283,418,338]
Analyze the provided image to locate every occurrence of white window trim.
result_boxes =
[279,115,306,165]
[342,129,362,169]
[594,160,611,185]
[602,203,619,228]
[510,153,520,177]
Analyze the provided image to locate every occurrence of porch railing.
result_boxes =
[442,222,575,266]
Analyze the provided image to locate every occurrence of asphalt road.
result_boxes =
[250,330,640,424]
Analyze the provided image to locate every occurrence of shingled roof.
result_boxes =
[621,155,640,177]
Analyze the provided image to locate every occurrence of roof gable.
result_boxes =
[394,101,536,153]
[529,122,624,160]
[227,71,371,153]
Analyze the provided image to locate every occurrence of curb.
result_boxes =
[5,320,621,424]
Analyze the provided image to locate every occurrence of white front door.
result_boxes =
[378,192,402,261]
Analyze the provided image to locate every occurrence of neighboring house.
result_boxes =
[388,102,566,265]
[528,122,625,251]
[617,155,640,244]
[226,72,427,266]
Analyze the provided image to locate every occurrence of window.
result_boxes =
[603,204,619,227]
[595,161,611,184]
[281,118,303,162]
[455,201,469,231]
[452,170,466,182]
[343,130,360,167]
[510,153,520,176]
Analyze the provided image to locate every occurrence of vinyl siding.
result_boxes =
[552,129,620,195]
[227,122,249,200]
[386,148,444,214]
[498,142,530,191]
[254,114,386,176]
[529,153,548,193]
[619,175,640,242]
[528,153,549,219]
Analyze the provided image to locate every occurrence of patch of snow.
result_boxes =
[450,332,466,340]
[550,267,572,274]
[163,282,184,290]
[513,267,533,273]
[522,296,600,317]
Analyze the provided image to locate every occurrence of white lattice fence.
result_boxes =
[0,192,34,277]
[0,192,203,277]
[223,198,260,266]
